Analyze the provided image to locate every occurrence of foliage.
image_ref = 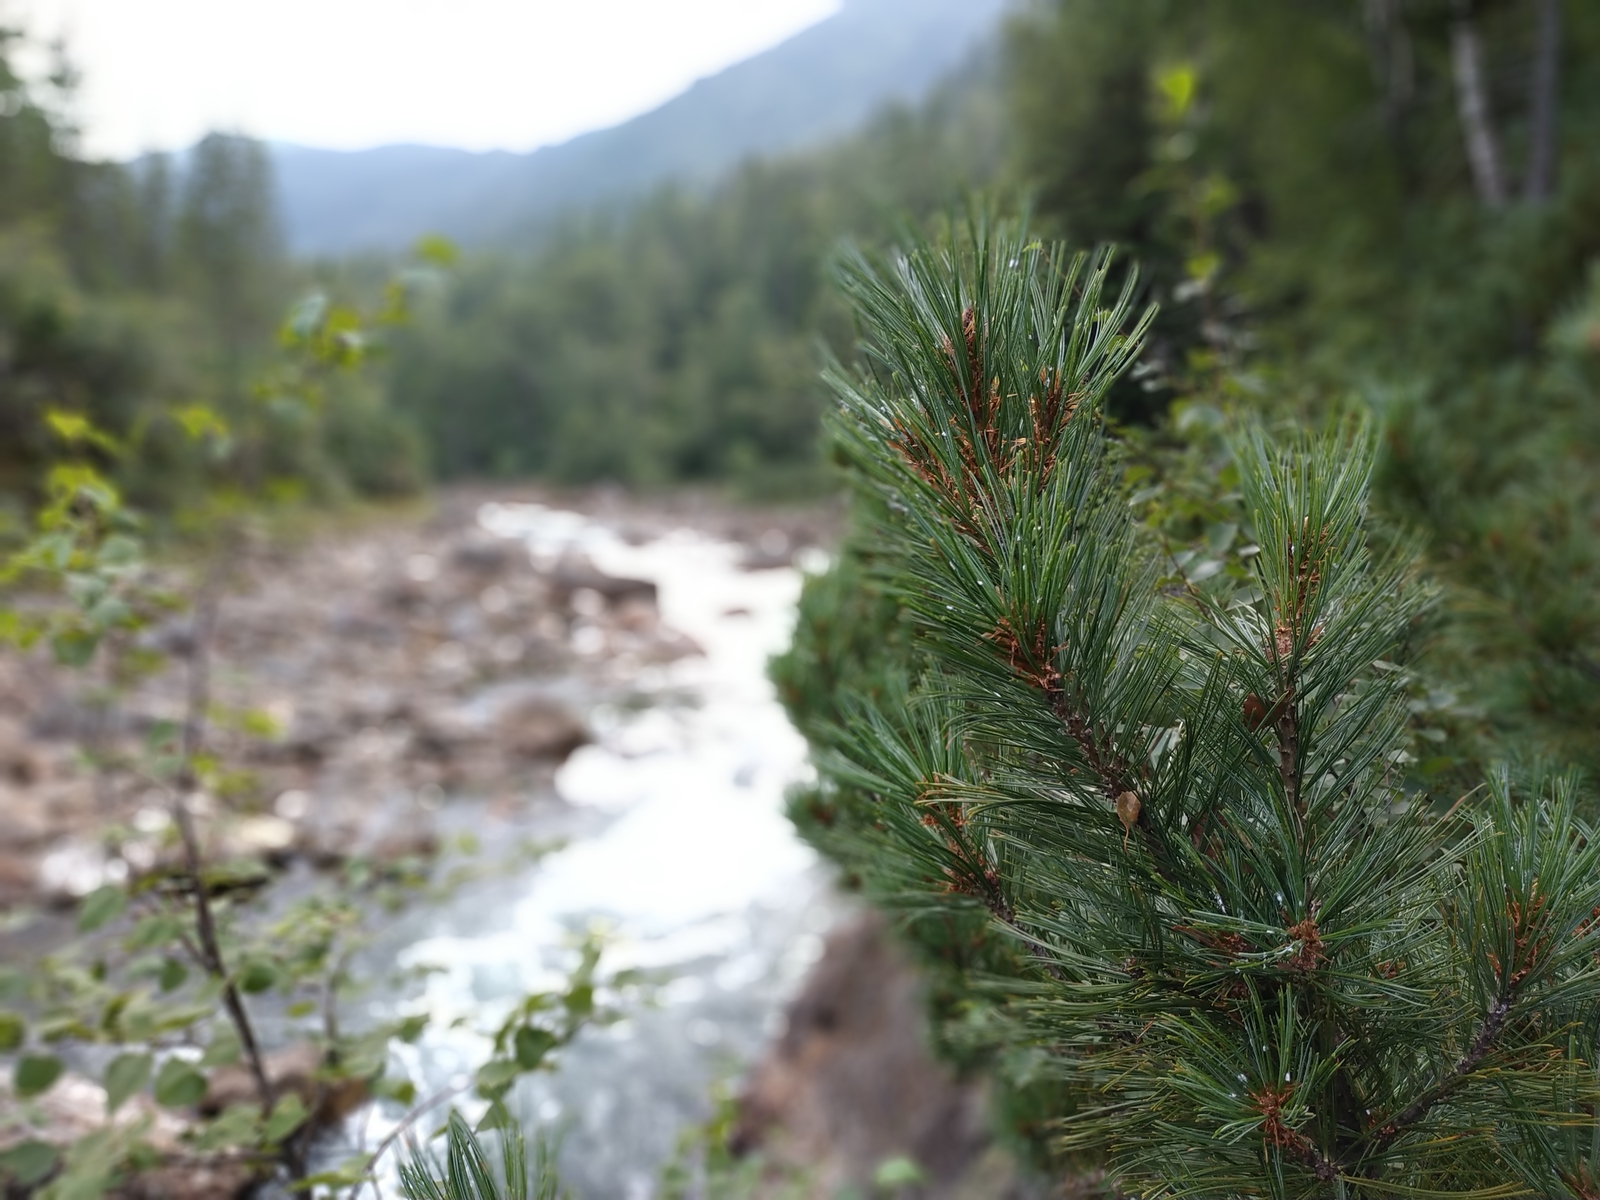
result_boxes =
[0,252,601,1200]
[779,217,1600,1197]
[1003,0,1600,781]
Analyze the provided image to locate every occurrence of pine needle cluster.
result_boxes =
[786,218,1600,1197]
[398,1112,561,1200]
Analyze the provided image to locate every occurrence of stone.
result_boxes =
[495,696,589,763]
[548,559,658,608]
[201,1039,364,1126]
[731,912,991,1198]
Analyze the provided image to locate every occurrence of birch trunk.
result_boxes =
[1450,0,1506,208]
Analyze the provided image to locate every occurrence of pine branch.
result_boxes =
[1371,995,1510,1149]
[799,217,1600,1197]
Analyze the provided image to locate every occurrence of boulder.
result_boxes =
[548,559,657,608]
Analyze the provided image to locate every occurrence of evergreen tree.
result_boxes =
[785,217,1600,1196]
[176,132,285,393]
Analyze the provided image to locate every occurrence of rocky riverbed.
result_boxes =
[0,489,826,915]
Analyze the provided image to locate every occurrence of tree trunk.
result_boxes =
[1363,0,1415,128]
[1450,0,1506,208]
[1523,0,1561,203]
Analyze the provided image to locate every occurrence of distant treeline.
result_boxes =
[0,27,422,526]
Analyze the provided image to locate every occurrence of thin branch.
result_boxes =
[979,892,1066,983]
[1450,0,1506,209]
[1523,0,1561,203]
[170,542,274,1116]
[1371,995,1510,1148]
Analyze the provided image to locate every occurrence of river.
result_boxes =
[321,501,842,1198]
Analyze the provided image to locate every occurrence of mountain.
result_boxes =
[270,0,1009,257]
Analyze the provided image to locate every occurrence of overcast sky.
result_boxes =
[12,0,843,160]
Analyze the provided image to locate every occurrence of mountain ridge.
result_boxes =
[270,0,1008,256]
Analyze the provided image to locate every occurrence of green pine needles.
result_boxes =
[398,1112,561,1200]
[792,218,1600,1197]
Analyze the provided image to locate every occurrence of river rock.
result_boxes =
[0,490,765,914]
[548,558,658,607]
[495,695,589,762]
[201,1040,364,1126]
[732,913,991,1196]
[730,913,1089,1199]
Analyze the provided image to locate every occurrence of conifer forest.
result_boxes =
[2,2,1600,1198]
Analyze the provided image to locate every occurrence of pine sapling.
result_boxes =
[801,218,1600,1197]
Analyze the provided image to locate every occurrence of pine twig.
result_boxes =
[1371,995,1511,1148]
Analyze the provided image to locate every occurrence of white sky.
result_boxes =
[11,0,843,160]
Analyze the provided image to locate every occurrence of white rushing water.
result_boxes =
[338,503,841,1199]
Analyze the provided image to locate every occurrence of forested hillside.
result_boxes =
[380,58,1007,493]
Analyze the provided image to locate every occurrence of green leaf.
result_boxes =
[14,1053,63,1097]
[475,1058,519,1097]
[563,982,594,1018]
[413,233,459,267]
[379,1076,417,1106]
[152,1058,207,1109]
[391,1013,430,1043]
[0,1010,23,1051]
[50,628,100,667]
[104,1052,152,1115]
[200,1024,241,1068]
[476,1098,515,1132]
[77,885,126,934]
[236,961,278,994]
[193,1104,260,1153]
[0,1140,57,1185]
[514,1026,557,1070]
[263,1094,308,1143]
[125,914,183,952]
[297,1156,372,1189]
[873,1156,925,1188]
[157,958,187,992]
